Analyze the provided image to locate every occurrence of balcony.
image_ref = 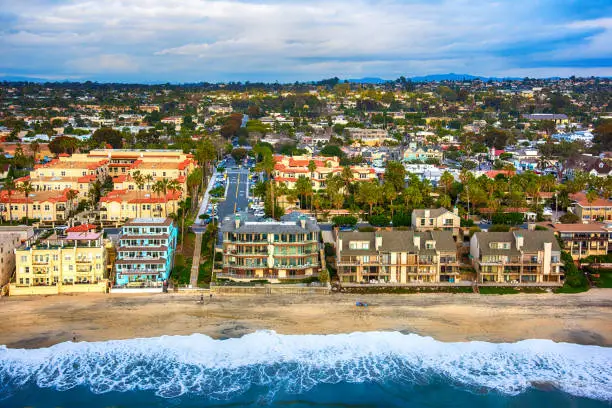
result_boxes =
[76,258,93,263]
[32,259,50,265]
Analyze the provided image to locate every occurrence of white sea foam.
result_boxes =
[1,331,611,401]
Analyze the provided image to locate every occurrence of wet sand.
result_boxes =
[1,289,612,348]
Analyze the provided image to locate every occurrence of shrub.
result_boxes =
[392,211,411,227]
[491,212,524,225]
[488,224,511,232]
[369,214,390,227]
[332,215,357,227]
[559,212,580,224]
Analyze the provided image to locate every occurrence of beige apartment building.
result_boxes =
[99,189,182,224]
[273,155,377,190]
[0,226,34,288]
[336,229,460,284]
[12,230,109,295]
[569,192,612,222]
[344,128,394,146]
[0,188,77,224]
[470,231,563,285]
[412,208,461,237]
[552,223,612,260]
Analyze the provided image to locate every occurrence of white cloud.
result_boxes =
[67,54,140,74]
[0,0,610,81]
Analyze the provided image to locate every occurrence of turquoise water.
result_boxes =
[1,331,611,407]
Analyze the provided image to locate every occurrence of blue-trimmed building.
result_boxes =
[114,218,177,286]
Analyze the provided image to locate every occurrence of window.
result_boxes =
[349,241,370,250]
[25,267,30,274]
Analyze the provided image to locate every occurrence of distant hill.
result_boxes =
[0,75,68,83]
[346,77,389,84]
[409,73,487,82]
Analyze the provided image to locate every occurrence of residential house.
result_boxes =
[552,223,612,260]
[336,229,460,284]
[569,192,612,222]
[470,231,563,285]
[114,218,177,287]
[402,143,444,163]
[219,213,321,282]
[412,208,461,237]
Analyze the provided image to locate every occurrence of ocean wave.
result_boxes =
[1,331,611,401]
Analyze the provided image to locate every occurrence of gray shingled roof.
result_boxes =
[339,229,456,255]
[474,230,560,256]
[412,208,455,218]
[220,212,320,234]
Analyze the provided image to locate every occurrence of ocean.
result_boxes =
[1,331,611,407]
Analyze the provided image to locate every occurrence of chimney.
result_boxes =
[413,235,420,249]
[234,214,241,229]
[424,209,430,218]
[527,223,536,231]
[453,206,459,216]
[375,233,383,250]
[515,233,524,250]
[299,215,306,229]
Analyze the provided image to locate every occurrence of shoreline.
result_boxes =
[2,289,612,349]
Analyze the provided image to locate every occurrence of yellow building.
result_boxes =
[0,188,77,224]
[99,189,182,224]
[11,230,108,295]
[273,155,377,190]
[27,155,109,199]
[344,128,394,146]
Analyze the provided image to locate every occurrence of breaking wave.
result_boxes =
[1,331,611,402]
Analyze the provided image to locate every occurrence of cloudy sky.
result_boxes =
[1,0,612,82]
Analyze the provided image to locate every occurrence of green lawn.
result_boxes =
[593,271,612,288]
[554,285,589,294]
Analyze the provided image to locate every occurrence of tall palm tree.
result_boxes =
[18,181,33,225]
[65,189,79,216]
[255,147,276,218]
[4,178,15,223]
[132,170,145,218]
[586,189,599,222]
[167,179,182,216]
[144,174,154,192]
[340,166,354,197]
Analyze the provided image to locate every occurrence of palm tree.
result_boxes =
[340,166,354,197]
[65,189,79,216]
[383,182,397,217]
[153,179,170,216]
[29,141,40,162]
[132,170,145,218]
[357,181,381,215]
[439,171,454,195]
[18,181,33,225]
[152,180,165,216]
[586,189,599,222]
[167,179,182,216]
[144,174,154,192]
[308,160,317,178]
[255,147,276,218]
[4,178,15,223]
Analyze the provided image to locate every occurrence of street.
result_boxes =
[217,168,250,222]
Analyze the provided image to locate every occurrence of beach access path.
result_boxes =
[2,289,612,349]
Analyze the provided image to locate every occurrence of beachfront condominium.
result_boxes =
[336,230,460,284]
[273,154,376,190]
[0,226,34,289]
[569,192,612,222]
[470,230,563,285]
[552,223,612,260]
[12,228,109,295]
[411,208,461,237]
[219,213,322,282]
[114,218,177,287]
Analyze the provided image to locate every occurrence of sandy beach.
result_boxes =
[1,289,612,349]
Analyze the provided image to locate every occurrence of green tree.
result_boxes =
[18,181,33,225]
[384,161,406,192]
[92,127,123,148]
[357,181,381,215]
[3,178,15,223]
